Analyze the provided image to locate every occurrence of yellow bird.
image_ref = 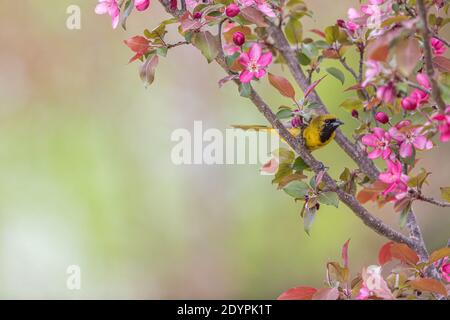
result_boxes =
[232,114,344,151]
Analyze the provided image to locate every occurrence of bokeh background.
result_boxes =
[0,0,448,299]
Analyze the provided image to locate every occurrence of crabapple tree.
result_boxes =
[95,0,450,299]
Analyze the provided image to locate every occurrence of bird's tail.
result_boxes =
[231,125,275,132]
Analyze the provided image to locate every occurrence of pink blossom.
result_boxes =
[95,0,120,29]
[260,157,279,175]
[440,257,450,282]
[348,8,362,20]
[430,38,447,56]
[376,83,395,104]
[238,0,276,17]
[135,0,150,11]
[356,265,394,300]
[224,43,241,55]
[379,159,409,195]
[362,127,392,160]
[388,126,433,158]
[363,60,381,86]
[369,0,385,4]
[239,43,272,83]
[432,106,450,142]
[411,89,429,106]
[416,72,431,90]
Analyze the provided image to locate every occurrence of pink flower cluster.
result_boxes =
[95,0,150,29]
[401,73,431,111]
[362,119,433,197]
[343,0,387,33]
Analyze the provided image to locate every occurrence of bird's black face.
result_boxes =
[319,118,344,143]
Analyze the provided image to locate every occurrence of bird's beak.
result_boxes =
[332,119,344,127]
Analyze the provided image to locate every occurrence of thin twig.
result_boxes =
[157,0,424,255]
[431,32,450,48]
[339,56,359,81]
[405,80,432,95]
[411,191,450,208]
[416,0,446,111]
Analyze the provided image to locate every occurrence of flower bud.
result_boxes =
[374,111,389,124]
[351,109,359,119]
[336,19,346,28]
[401,97,418,111]
[225,4,240,18]
[193,12,202,19]
[135,0,150,11]
[416,72,431,89]
[291,116,302,128]
[232,31,246,46]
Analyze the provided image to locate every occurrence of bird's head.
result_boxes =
[318,115,344,143]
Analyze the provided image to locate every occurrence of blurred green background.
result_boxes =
[0,1,448,299]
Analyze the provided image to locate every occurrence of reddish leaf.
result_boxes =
[180,12,202,32]
[277,286,317,300]
[312,287,339,300]
[344,84,364,92]
[342,239,350,268]
[268,73,296,99]
[390,243,419,266]
[433,56,450,73]
[429,247,450,264]
[124,36,150,54]
[322,48,340,59]
[139,54,159,87]
[240,7,267,27]
[409,278,448,296]
[304,75,327,98]
[310,29,326,38]
[395,38,421,76]
[223,26,252,43]
[367,39,389,62]
[378,241,394,265]
[356,189,377,204]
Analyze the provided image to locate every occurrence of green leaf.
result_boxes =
[297,52,311,66]
[120,0,134,30]
[340,97,363,111]
[318,192,339,207]
[440,187,450,202]
[284,18,303,45]
[283,180,310,198]
[191,31,220,63]
[156,47,168,57]
[324,25,340,44]
[302,43,319,59]
[303,206,316,235]
[273,148,295,164]
[276,109,293,120]
[239,82,251,97]
[273,163,293,184]
[293,156,310,172]
[326,67,345,85]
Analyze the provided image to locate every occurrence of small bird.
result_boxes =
[232,114,344,151]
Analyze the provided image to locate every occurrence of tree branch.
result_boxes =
[411,191,450,208]
[416,0,446,111]
[157,0,426,254]
[266,24,381,181]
